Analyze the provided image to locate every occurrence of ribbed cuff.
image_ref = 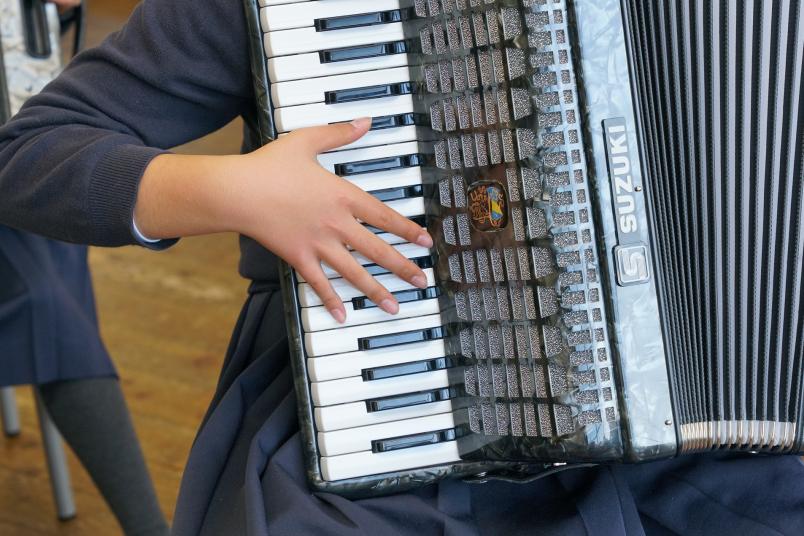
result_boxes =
[87,144,178,250]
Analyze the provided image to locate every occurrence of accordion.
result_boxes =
[0,0,63,123]
[245,0,804,496]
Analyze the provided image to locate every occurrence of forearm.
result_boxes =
[133,153,244,240]
[0,123,164,245]
[0,0,250,246]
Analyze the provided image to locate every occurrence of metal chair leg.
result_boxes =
[34,388,76,521]
[0,387,21,436]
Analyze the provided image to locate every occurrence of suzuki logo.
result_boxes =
[615,245,650,286]
[604,117,652,287]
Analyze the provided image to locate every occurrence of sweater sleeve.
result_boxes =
[0,0,254,246]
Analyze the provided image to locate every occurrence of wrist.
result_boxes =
[134,153,245,239]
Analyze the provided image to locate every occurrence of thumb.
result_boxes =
[295,117,372,154]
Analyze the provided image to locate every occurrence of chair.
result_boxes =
[0,385,76,520]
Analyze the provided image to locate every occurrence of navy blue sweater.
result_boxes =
[0,0,278,281]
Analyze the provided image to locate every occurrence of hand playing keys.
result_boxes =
[238,118,433,323]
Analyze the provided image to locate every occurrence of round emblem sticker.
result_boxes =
[468,181,509,232]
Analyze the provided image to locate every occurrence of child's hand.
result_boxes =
[134,118,432,324]
[231,118,432,322]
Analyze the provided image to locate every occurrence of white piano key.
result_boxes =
[326,242,429,279]
[278,125,419,152]
[345,166,422,193]
[261,0,401,32]
[304,312,442,356]
[276,94,413,132]
[296,197,425,227]
[303,297,439,332]
[341,126,421,150]
[264,22,406,58]
[271,66,411,107]
[320,441,462,481]
[299,267,436,307]
[317,141,421,172]
[383,196,425,218]
[307,339,446,382]
[373,231,407,246]
[295,197,421,239]
[315,399,453,432]
[318,412,455,457]
[340,242,430,273]
[337,125,419,150]
[295,242,431,282]
[267,50,410,83]
[312,369,449,406]
[341,230,412,250]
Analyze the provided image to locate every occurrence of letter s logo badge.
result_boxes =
[615,245,651,286]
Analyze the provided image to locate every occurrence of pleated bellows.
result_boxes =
[625,1,804,451]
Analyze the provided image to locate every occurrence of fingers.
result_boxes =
[321,244,401,316]
[293,117,372,154]
[296,261,346,324]
[351,192,434,248]
[297,228,421,323]
[344,222,428,291]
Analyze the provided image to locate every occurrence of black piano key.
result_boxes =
[362,356,455,381]
[365,215,426,234]
[335,154,424,177]
[371,428,457,453]
[359,326,444,351]
[365,387,455,412]
[370,113,419,130]
[315,9,408,32]
[319,41,408,64]
[370,184,423,203]
[353,286,441,311]
[325,82,413,105]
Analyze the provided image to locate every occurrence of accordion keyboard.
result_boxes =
[263,0,461,482]
[260,0,619,483]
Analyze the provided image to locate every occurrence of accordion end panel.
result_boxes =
[571,0,677,462]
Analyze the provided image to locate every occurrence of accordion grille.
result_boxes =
[410,0,619,458]
[625,1,804,452]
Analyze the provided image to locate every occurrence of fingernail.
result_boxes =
[379,298,399,315]
[329,308,346,324]
[350,117,371,130]
[411,275,427,289]
[415,232,434,248]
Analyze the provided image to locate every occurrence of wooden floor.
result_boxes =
[0,2,248,534]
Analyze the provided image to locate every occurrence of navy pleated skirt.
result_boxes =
[0,225,115,387]
[173,288,804,535]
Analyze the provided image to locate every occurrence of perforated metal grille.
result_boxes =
[415,0,617,451]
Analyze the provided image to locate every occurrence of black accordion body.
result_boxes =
[245,0,804,496]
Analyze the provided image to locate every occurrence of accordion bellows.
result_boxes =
[626,1,804,452]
